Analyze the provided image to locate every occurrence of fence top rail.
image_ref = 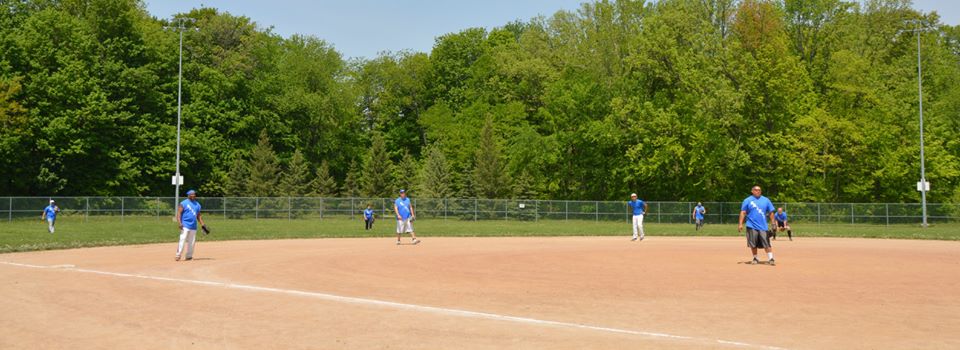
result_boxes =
[1,196,956,206]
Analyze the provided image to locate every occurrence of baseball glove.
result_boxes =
[201,225,210,235]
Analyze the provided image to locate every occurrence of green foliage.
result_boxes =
[472,117,511,198]
[341,160,361,197]
[1,0,958,204]
[361,133,394,197]
[310,160,338,197]
[418,144,454,198]
[279,149,310,196]
[246,130,279,197]
[394,150,419,196]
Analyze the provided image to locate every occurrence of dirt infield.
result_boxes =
[1,237,958,349]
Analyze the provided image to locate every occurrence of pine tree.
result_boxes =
[279,149,311,196]
[394,150,419,195]
[512,169,538,199]
[472,117,510,199]
[418,144,453,199]
[225,155,250,196]
[361,133,394,197]
[310,160,338,197]
[246,130,280,197]
[341,160,362,197]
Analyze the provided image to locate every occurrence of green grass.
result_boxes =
[1,216,958,253]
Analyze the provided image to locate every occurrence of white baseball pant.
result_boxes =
[177,227,197,259]
[632,214,644,239]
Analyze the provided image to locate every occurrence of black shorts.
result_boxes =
[776,221,786,228]
[746,228,771,248]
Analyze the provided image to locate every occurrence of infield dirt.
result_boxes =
[1,236,958,349]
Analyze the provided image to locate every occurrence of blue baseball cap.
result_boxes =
[186,190,197,195]
[399,189,406,193]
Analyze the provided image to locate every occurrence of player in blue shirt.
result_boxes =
[41,200,60,234]
[774,207,792,241]
[738,186,777,265]
[175,190,206,261]
[393,189,420,245]
[363,204,375,230]
[692,202,706,231]
[627,193,648,241]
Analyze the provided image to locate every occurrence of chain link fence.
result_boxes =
[3,196,959,225]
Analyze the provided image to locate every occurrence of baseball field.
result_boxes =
[1,219,959,349]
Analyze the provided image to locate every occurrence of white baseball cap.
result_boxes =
[630,193,637,197]
[49,200,55,204]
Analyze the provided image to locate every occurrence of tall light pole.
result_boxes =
[165,18,196,217]
[902,20,930,227]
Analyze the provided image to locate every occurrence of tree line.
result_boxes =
[1,0,958,203]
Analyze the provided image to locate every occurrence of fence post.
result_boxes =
[287,197,291,220]
[121,197,125,222]
[505,199,508,221]
[657,202,661,224]
[7,197,11,222]
[156,197,160,221]
[85,197,89,223]
[319,197,324,219]
[223,197,227,220]
[886,203,890,227]
[474,198,478,221]
[595,201,599,222]
[535,200,539,222]
[850,203,854,224]
[565,201,569,221]
[688,202,692,225]
[256,197,260,220]
[444,198,447,221]
[817,203,821,225]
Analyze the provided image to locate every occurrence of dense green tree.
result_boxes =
[0,0,957,205]
[341,160,362,197]
[246,130,279,197]
[224,155,249,196]
[310,160,338,197]
[472,117,511,198]
[418,144,455,199]
[361,133,394,197]
[394,150,419,195]
[279,149,311,196]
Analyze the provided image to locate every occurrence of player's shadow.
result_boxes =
[190,257,215,261]
[737,260,773,265]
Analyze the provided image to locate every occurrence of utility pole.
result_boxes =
[165,18,197,218]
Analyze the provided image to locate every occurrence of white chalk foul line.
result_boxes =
[2,261,784,349]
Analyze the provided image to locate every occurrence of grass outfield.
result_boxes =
[1,216,957,253]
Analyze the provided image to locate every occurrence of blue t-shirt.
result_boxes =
[364,208,374,220]
[741,195,775,231]
[628,199,645,216]
[180,199,201,230]
[694,205,705,220]
[775,212,788,222]
[395,197,412,220]
[44,205,58,220]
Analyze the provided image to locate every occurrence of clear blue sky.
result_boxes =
[145,0,959,60]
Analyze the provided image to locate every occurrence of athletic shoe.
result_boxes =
[185,257,193,261]
[751,258,759,265]
[639,235,645,241]
[396,241,401,245]
[769,259,776,266]
[412,239,421,245]
[175,256,180,261]
[631,237,638,241]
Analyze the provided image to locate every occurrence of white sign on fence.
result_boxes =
[171,175,184,186]
[916,181,930,192]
